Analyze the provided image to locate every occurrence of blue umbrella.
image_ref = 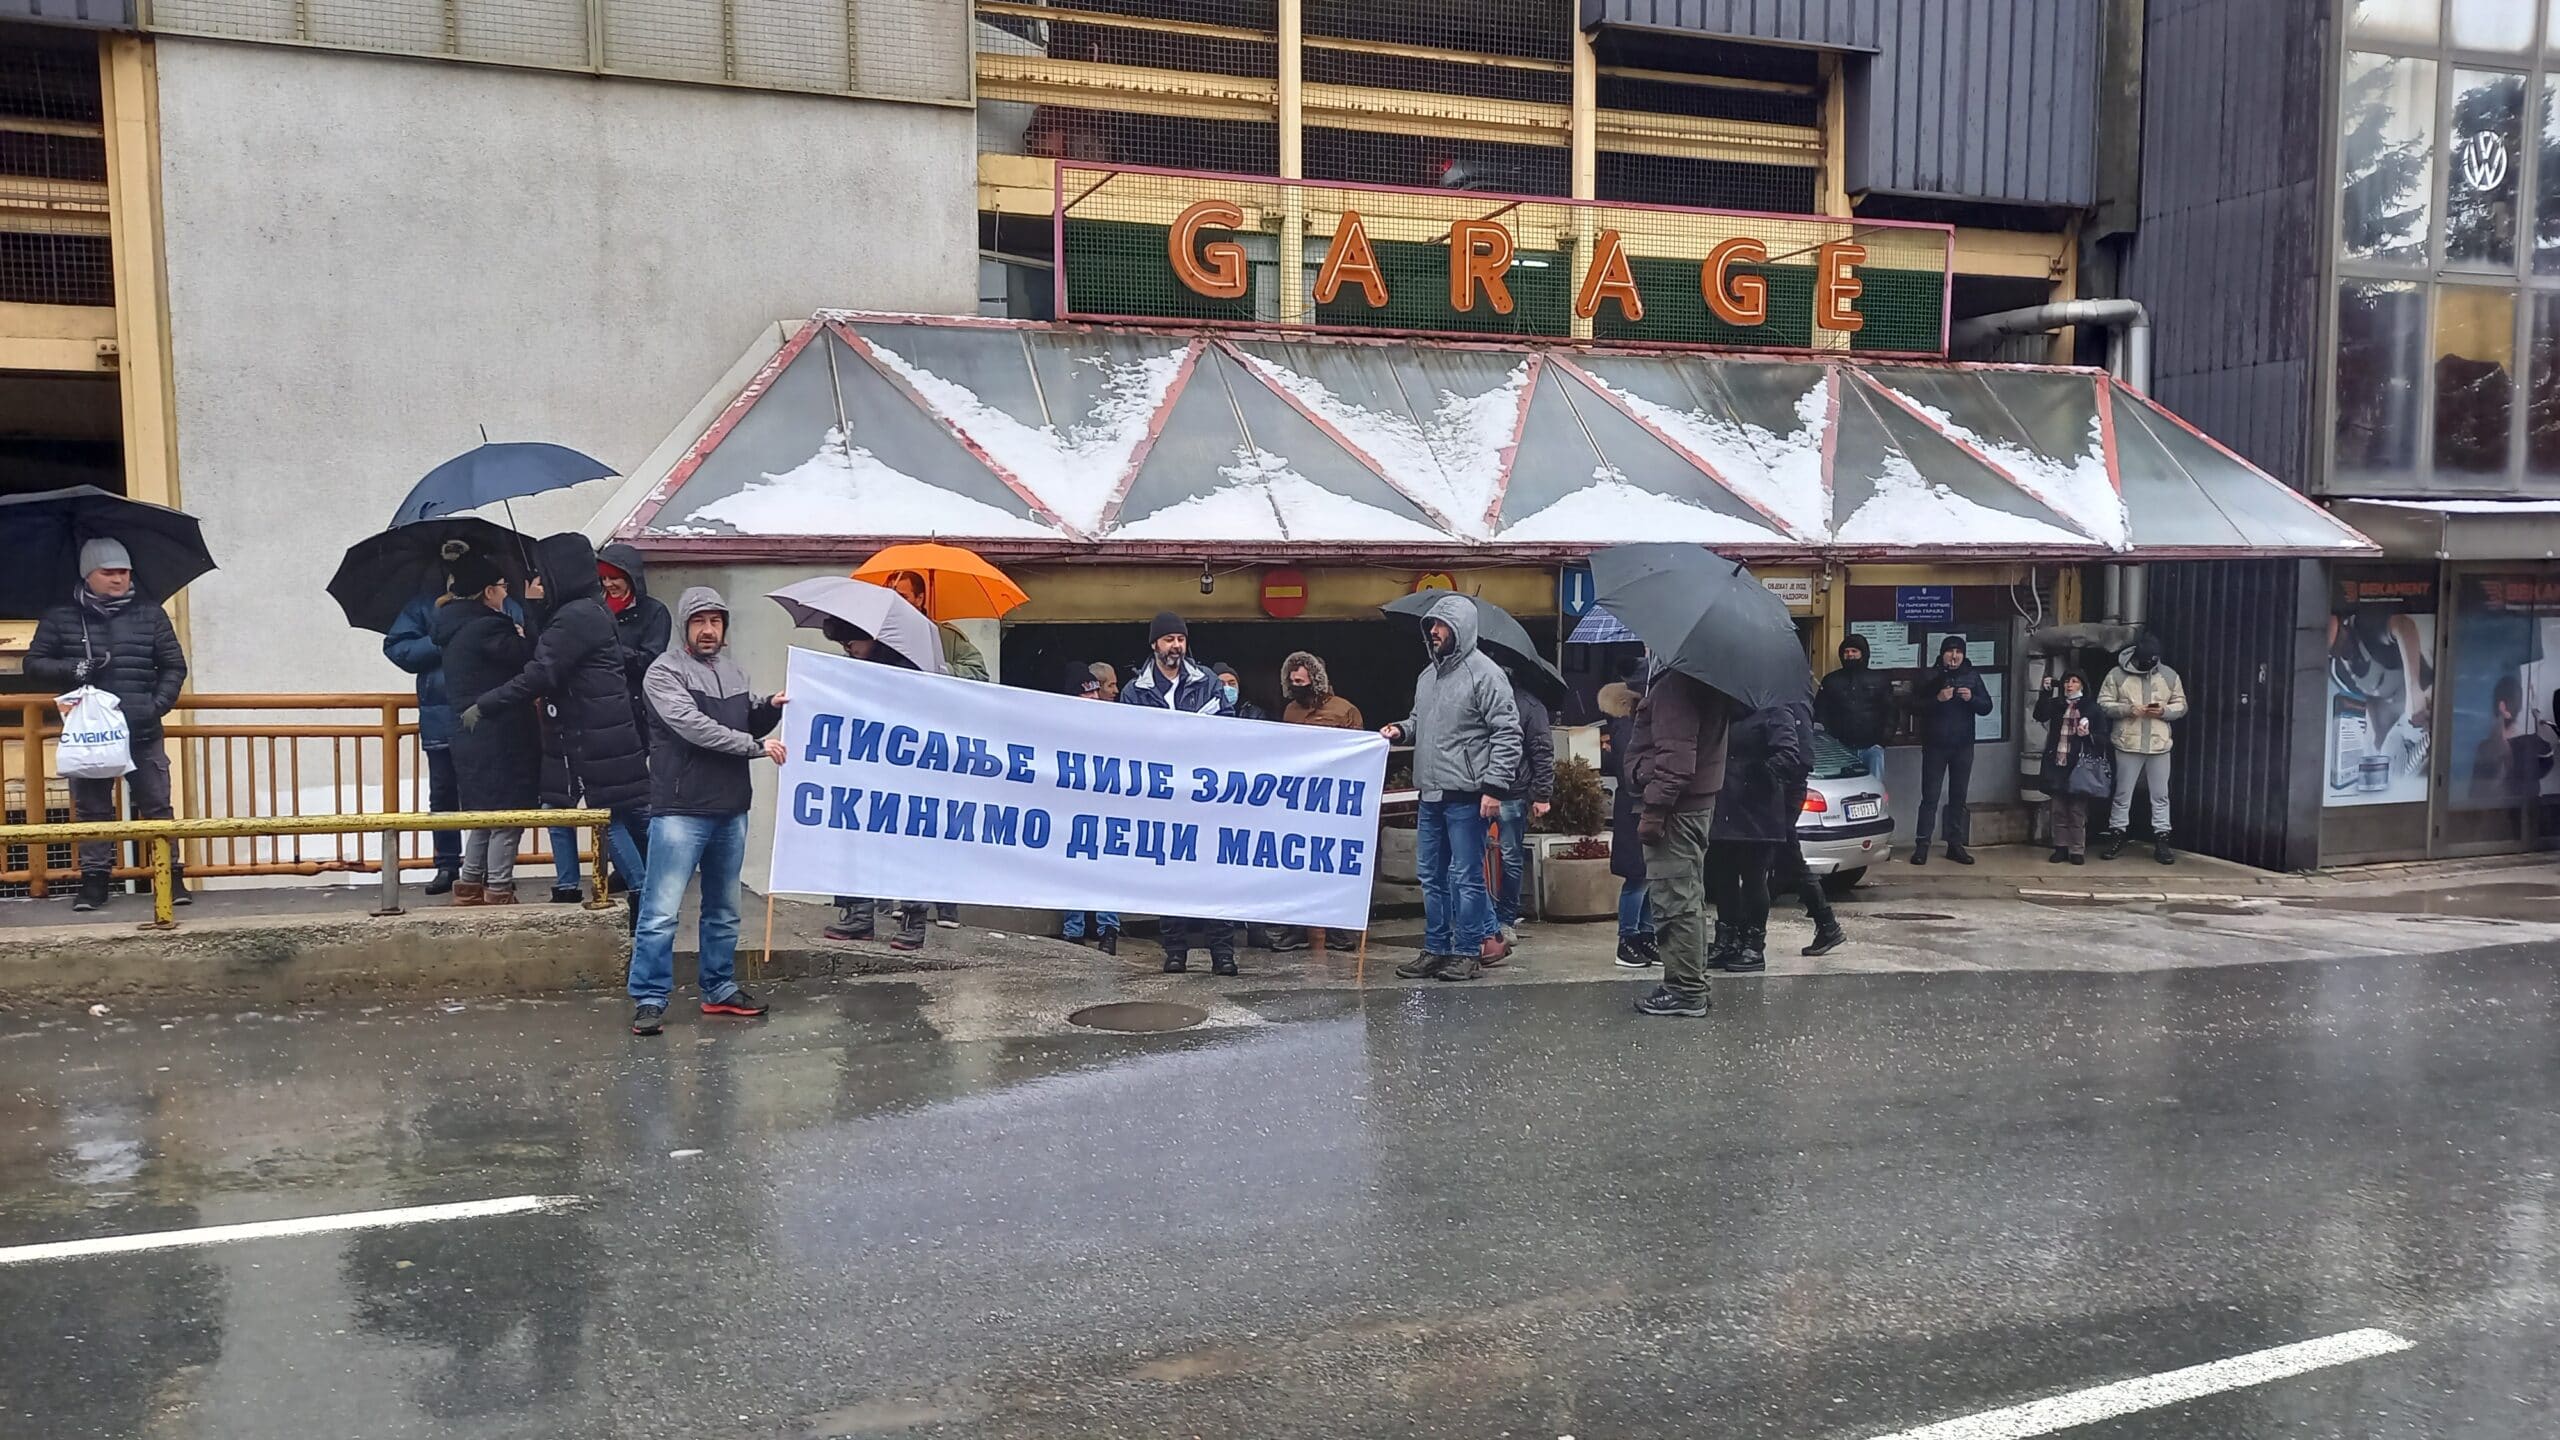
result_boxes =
[1568,607,1637,645]
[391,442,616,525]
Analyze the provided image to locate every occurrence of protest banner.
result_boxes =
[769,648,1389,928]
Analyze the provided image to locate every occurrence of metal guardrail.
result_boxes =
[3,693,584,896]
[0,809,616,928]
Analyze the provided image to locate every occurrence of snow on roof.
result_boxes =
[616,315,2378,559]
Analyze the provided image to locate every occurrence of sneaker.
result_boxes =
[168,873,192,906]
[1394,952,1448,980]
[1634,985,1711,1018]
[1266,927,1309,953]
[1478,934,1512,968]
[2154,835,2176,866]
[1436,953,1480,982]
[889,909,928,952]
[423,867,458,897]
[1943,844,1975,865]
[1802,918,1847,956]
[71,873,109,912]
[1497,923,1520,946]
[1634,931,1661,966]
[823,903,874,943]
[1098,930,1119,957]
[1163,955,1189,974]
[2100,830,2128,861]
[2070,852,2086,866]
[1614,936,1655,968]
[630,1003,666,1036]
[701,989,769,1018]
[1211,957,1239,977]
[550,886,584,904]
[934,906,962,929]
[2047,847,2070,864]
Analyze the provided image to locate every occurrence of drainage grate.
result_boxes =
[1067,1001,1207,1033]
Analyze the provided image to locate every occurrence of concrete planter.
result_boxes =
[1379,821,1419,885]
[1539,853,1619,921]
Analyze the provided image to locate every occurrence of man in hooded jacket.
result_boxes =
[1380,594,1520,983]
[1906,635,1995,865]
[2099,633,2189,864]
[1280,651,1362,729]
[1815,634,1895,781]
[627,586,785,1035]
[465,532,652,907]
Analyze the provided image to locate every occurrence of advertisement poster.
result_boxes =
[2325,569,2435,809]
[2447,573,2560,812]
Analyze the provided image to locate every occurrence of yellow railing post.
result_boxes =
[586,820,615,911]
[380,700,405,872]
[147,835,174,928]
[22,697,50,900]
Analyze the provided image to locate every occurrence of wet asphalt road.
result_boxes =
[2,949,2558,1439]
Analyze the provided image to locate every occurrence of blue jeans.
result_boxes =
[1416,797,1496,957]
[1062,911,1120,939]
[1617,875,1651,936]
[1858,745,1886,782]
[1491,797,1530,926]
[549,825,581,889]
[629,812,745,1005]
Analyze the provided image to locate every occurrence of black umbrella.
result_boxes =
[391,442,617,525]
[329,517,534,633]
[1381,590,1567,706]
[0,485,215,618]
[1588,543,1812,711]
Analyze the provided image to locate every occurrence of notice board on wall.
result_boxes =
[1840,585,2016,746]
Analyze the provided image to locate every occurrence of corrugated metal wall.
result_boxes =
[1581,0,2102,207]
[2117,0,2328,487]
[2145,559,2326,872]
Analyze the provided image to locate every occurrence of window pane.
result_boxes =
[2447,69,2525,268]
[2529,294,2560,483]
[2335,280,2429,488]
[2539,84,2560,273]
[2435,285,2517,476]
[2452,0,2533,50]
[2341,53,2436,263]
[2349,0,2436,43]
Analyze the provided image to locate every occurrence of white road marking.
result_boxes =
[1865,1328,2415,1439]
[0,1194,581,1267]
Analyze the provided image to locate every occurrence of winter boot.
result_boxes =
[550,884,584,904]
[1163,953,1191,974]
[168,864,192,906]
[1615,934,1655,969]
[483,886,520,906]
[2153,833,2176,866]
[824,900,875,942]
[71,872,109,912]
[1722,926,1767,973]
[1242,923,1275,950]
[1097,929,1119,957]
[2100,830,2129,861]
[1635,929,1661,965]
[889,905,929,952]
[451,879,486,906]
[1704,919,1739,972]
[423,867,458,897]
[1943,843,1975,865]
[1266,926,1310,952]
[2047,847,2070,864]
[1908,841,1930,866]
[1802,916,1847,956]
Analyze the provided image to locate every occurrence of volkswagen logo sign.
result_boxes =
[2457,131,2510,193]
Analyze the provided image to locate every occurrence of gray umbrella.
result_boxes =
[766,576,947,675]
[1380,590,1567,706]
[1588,544,1811,711]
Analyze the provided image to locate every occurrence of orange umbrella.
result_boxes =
[851,542,1030,623]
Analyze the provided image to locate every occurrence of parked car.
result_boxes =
[1796,728,1894,893]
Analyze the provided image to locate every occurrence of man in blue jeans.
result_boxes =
[1380,594,1521,983]
[1490,660,1554,948]
[627,587,785,1036]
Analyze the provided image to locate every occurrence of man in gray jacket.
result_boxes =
[1380,594,1521,982]
[628,586,785,1037]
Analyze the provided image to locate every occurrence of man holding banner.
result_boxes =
[1381,594,1521,984]
[1119,612,1241,973]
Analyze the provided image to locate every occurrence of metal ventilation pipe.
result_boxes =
[1948,298,2152,394]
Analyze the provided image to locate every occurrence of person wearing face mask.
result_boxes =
[1905,636,1995,865]
[1122,612,1239,974]
[1279,651,1362,729]
[1814,634,1894,781]
[1207,660,1267,720]
[2099,633,2189,864]
[2033,670,2102,865]
[1380,594,1521,983]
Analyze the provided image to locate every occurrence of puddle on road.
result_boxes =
[1067,1001,1207,1034]
[1870,911,1956,921]
[2276,882,2560,921]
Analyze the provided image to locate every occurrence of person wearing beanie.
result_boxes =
[1208,660,1267,721]
[26,534,190,912]
[430,554,537,905]
[1905,635,1995,865]
[1120,610,1237,973]
[1815,633,1895,783]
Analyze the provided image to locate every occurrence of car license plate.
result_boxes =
[1846,800,1880,820]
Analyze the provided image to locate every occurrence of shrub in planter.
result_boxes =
[1533,757,1609,838]
[1536,758,1618,919]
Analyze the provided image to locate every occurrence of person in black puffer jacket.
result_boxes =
[466,532,651,900]
[1815,634,1895,778]
[25,537,190,912]
[1905,635,1995,865]
[431,551,541,902]
[596,541,672,704]
[1706,699,1813,973]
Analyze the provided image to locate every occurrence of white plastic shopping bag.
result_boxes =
[55,685,134,779]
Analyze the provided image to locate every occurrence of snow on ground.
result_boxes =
[1498,467,1792,545]
[688,428,1055,538]
[1583,372,1831,540]
[865,341,1185,536]
[1885,385,2125,549]
[1236,351,1527,535]
[1835,452,2096,548]
[1110,446,1445,543]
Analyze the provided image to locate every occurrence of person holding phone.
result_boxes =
[2034,671,2102,864]
[1906,635,1995,865]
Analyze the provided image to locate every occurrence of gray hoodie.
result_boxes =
[1389,593,1522,801]
[643,586,781,817]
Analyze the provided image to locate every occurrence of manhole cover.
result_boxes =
[1871,911,1955,921]
[1068,1001,1207,1033]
